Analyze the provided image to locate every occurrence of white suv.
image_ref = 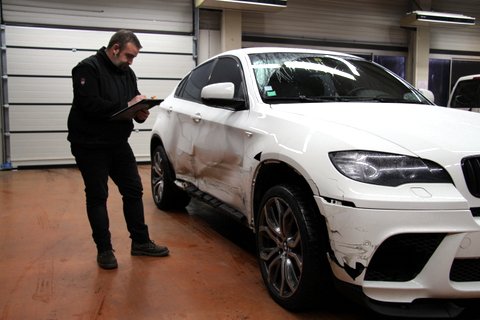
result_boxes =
[448,74,480,112]
[150,47,480,318]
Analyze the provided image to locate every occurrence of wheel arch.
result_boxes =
[252,158,321,225]
[150,134,164,161]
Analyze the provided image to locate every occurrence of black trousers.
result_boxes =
[71,142,150,253]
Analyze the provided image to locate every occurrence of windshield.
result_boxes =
[249,52,430,104]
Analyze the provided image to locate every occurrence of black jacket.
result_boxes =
[67,47,140,146]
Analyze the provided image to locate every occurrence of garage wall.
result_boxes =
[241,0,480,57]
[242,0,411,53]
[430,0,480,53]
[1,0,195,168]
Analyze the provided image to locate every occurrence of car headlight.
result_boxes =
[329,150,452,186]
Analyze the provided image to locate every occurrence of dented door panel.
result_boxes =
[160,98,201,183]
[193,105,250,213]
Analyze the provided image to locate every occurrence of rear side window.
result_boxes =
[450,79,480,108]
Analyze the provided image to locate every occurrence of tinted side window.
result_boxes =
[180,60,215,102]
[208,57,245,100]
[451,79,480,108]
[174,76,188,97]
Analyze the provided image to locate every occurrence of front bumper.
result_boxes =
[315,196,480,306]
[335,280,480,318]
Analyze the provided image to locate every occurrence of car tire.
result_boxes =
[151,144,190,210]
[256,184,331,311]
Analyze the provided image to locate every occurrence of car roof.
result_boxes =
[214,46,360,60]
[456,74,480,82]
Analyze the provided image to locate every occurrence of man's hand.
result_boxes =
[128,94,147,107]
[134,108,150,122]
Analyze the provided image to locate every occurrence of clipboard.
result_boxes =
[110,99,163,121]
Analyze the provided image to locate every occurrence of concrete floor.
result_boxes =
[0,165,443,320]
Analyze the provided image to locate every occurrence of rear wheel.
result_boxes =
[256,184,331,310]
[151,145,190,210]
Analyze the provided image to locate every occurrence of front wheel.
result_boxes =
[151,145,190,210]
[255,184,331,310]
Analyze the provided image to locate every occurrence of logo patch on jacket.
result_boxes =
[80,78,86,86]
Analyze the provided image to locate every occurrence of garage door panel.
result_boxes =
[139,34,193,54]
[242,0,409,46]
[10,132,72,165]
[134,54,194,79]
[128,131,151,161]
[6,26,193,54]
[5,26,111,50]
[8,77,72,104]
[431,0,480,52]
[9,105,69,131]
[7,48,93,76]
[4,13,190,33]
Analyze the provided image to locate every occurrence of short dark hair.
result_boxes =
[107,29,142,50]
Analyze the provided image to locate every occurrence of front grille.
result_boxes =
[365,233,446,282]
[450,258,480,282]
[462,156,480,197]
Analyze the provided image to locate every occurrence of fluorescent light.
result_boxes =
[401,10,476,26]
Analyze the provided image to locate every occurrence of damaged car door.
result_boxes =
[193,56,250,213]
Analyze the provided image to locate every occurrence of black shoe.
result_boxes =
[131,240,169,257]
[97,250,118,269]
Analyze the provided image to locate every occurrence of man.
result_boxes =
[67,30,169,269]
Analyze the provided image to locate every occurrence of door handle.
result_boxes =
[192,113,202,123]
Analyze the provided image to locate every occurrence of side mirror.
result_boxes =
[419,89,435,104]
[201,82,247,111]
[202,82,235,100]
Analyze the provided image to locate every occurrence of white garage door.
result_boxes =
[1,0,196,168]
[242,0,410,52]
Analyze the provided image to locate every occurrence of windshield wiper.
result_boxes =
[298,95,345,102]
[263,95,426,104]
[263,95,343,103]
[358,96,424,104]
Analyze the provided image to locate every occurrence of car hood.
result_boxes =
[272,102,480,159]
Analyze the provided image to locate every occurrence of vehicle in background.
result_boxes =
[447,74,480,112]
